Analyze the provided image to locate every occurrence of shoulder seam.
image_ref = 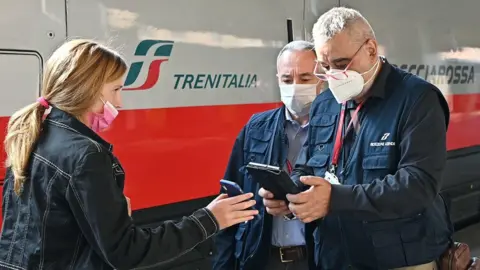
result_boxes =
[248,108,280,125]
[46,120,102,152]
[33,153,71,179]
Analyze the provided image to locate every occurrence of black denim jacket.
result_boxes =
[0,107,219,270]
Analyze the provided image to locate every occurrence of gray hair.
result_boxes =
[312,7,375,45]
[276,40,316,67]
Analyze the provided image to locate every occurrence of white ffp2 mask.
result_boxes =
[327,58,380,103]
[279,84,317,117]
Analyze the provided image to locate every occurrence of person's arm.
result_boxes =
[212,125,247,270]
[329,88,448,219]
[66,149,219,270]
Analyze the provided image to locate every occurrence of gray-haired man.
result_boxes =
[284,7,451,270]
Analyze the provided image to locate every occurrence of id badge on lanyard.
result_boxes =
[324,171,341,185]
[326,102,364,185]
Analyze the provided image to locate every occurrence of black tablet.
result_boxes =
[245,162,301,200]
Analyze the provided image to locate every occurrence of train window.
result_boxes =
[0,51,42,184]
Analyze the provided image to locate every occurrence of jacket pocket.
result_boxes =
[362,154,392,183]
[245,129,272,162]
[112,163,125,189]
[234,223,248,259]
[306,154,329,177]
[310,114,337,146]
[238,166,257,195]
[112,163,124,175]
[363,213,426,268]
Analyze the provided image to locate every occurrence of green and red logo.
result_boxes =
[123,40,174,90]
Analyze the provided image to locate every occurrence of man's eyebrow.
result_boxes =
[299,72,313,76]
[331,57,351,65]
[280,74,292,78]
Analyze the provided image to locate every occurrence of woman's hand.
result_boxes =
[206,193,258,230]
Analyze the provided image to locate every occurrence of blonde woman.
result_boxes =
[0,39,258,270]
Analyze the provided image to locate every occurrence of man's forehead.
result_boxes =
[277,50,316,74]
[315,32,357,63]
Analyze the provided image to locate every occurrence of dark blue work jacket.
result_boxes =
[212,106,316,270]
[292,59,453,270]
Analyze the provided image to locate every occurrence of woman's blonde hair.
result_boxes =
[4,39,127,195]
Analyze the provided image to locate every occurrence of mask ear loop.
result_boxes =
[361,58,381,86]
[360,57,380,76]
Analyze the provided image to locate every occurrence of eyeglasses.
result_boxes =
[313,39,369,81]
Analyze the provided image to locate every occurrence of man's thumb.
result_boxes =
[300,176,325,186]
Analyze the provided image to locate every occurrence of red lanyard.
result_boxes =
[286,160,293,174]
[330,102,364,172]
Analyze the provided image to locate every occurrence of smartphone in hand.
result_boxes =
[220,179,245,197]
[220,179,255,210]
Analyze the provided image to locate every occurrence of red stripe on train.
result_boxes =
[102,103,280,210]
[446,93,480,149]
[0,94,478,211]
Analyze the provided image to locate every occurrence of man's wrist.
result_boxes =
[330,184,355,212]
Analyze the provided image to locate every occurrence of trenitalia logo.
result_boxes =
[123,40,174,91]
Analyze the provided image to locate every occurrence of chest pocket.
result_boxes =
[245,129,272,163]
[362,154,392,183]
[306,154,329,177]
[310,114,337,153]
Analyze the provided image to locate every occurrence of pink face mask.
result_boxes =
[89,99,119,132]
